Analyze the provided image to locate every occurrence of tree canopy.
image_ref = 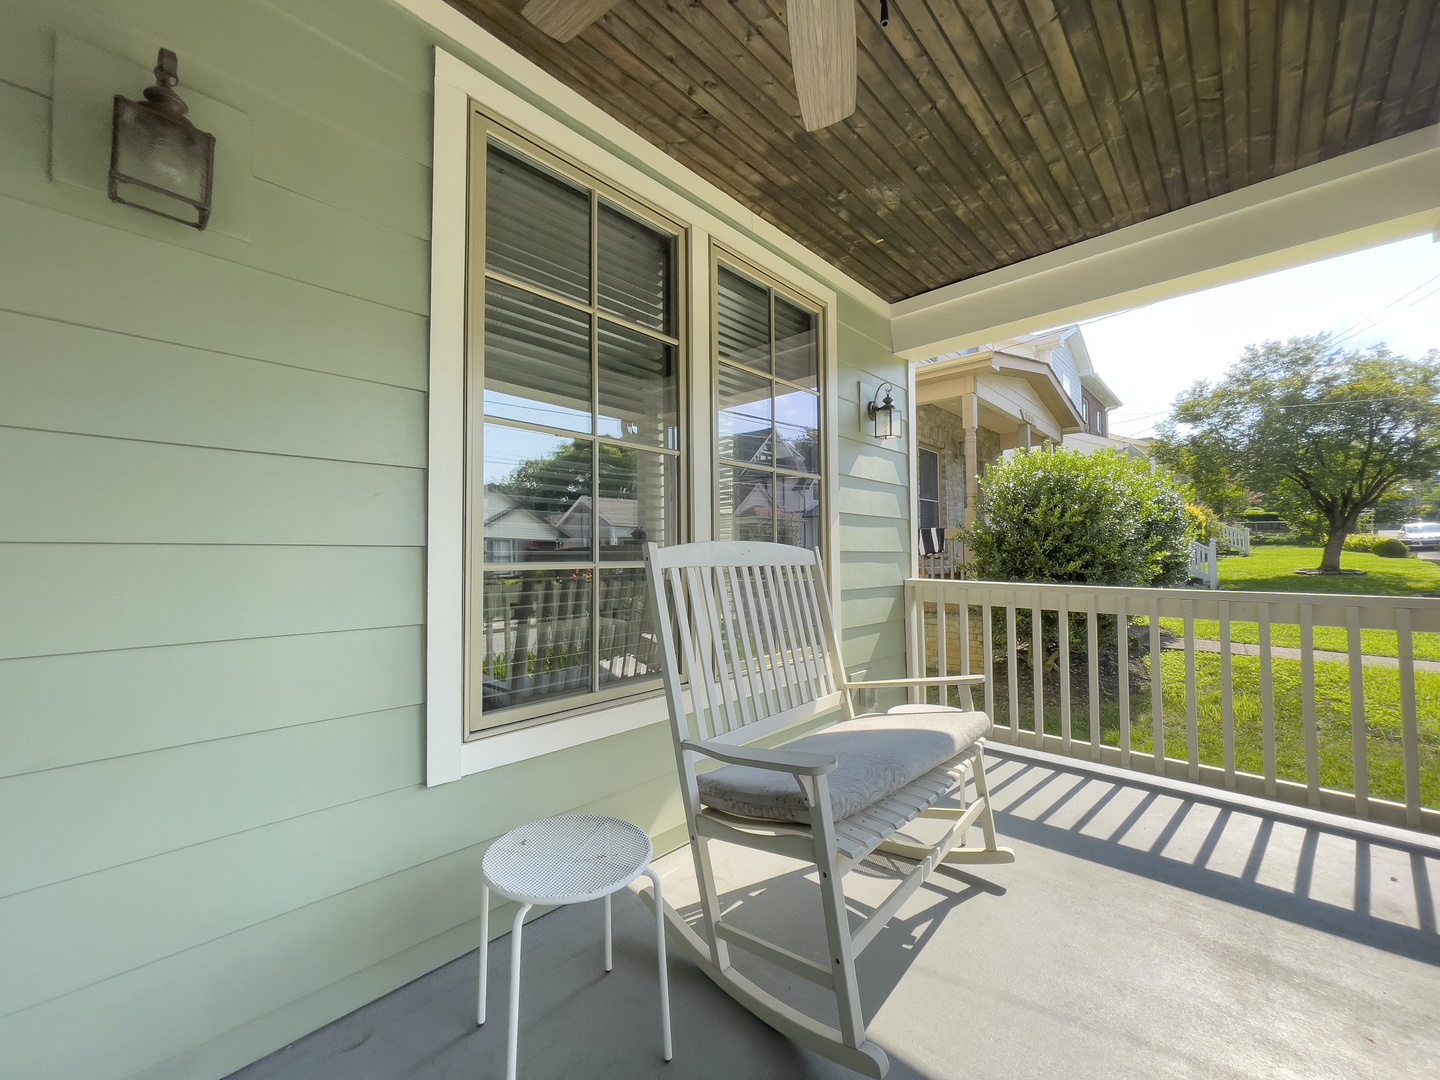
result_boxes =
[1154,336,1440,571]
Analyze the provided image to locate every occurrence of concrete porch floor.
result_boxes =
[229,750,1440,1080]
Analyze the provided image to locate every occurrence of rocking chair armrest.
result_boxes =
[679,739,837,776]
[844,674,986,689]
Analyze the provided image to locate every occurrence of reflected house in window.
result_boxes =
[723,429,822,549]
[552,495,649,557]
[483,485,563,561]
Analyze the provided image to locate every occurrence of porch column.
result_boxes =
[962,392,979,528]
[1020,422,1032,451]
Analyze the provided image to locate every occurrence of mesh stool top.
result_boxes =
[482,814,654,905]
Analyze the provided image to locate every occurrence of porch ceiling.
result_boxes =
[450,1,1440,303]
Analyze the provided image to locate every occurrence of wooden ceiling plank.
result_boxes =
[893,0,1076,251]
[1182,0,1235,195]
[996,0,1132,228]
[1294,0,1342,170]
[1375,1,1435,136]
[961,0,1105,236]
[715,0,1016,285]
[633,2,974,291]
[844,4,1044,267]
[1149,0,1216,201]
[1396,3,1440,129]
[1343,0,1408,152]
[1271,0,1312,175]
[1244,0,1279,185]
[520,0,619,42]
[1113,0,1193,207]
[1031,0,1152,221]
[696,0,997,282]
[602,5,940,290]
[1077,0,1173,214]
[1214,0,1252,189]
[931,0,1093,242]
[1318,0,1379,161]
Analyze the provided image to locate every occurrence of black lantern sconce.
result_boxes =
[867,382,900,440]
[109,49,215,229]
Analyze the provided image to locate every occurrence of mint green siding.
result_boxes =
[0,1,910,1077]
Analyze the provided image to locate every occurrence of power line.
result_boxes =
[1329,270,1440,347]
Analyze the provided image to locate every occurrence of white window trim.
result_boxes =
[426,48,839,786]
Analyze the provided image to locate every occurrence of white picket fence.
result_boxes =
[1188,539,1219,588]
[1222,523,1252,555]
[904,578,1440,834]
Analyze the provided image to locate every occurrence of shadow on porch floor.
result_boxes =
[229,750,1440,1080]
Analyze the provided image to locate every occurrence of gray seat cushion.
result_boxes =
[698,706,991,825]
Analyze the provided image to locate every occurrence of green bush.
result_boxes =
[1186,504,1223,545]
[1252,530,1301,546]
[1344,534,1409,558]
[965,448,1192,587]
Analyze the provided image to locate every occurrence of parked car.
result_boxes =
[1398,521,1440,549]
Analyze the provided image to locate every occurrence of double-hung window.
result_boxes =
[917,448,941,529]
[714,262,823,550]
[469,121,684,734]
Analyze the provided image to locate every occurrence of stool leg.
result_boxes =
[604,892,613,973]
[477,880,490,1026]
[643,868,673,1062]
[506,902,532,1080]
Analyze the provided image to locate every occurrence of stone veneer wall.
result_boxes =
[916,404,967,528]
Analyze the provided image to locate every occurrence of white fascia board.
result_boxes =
[392,0,889,316]
[891,125,1440,361]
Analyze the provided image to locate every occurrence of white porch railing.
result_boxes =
[1221,523,1251,555]
[1188,539,1219,587]
[905,578,1440,834]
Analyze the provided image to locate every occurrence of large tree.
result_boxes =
[1155,336,1440,572]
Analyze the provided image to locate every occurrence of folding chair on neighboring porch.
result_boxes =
[642,540,1012,1077]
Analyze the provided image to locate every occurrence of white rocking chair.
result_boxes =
[642,541,1012,1077]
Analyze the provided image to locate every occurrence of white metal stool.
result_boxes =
[478,814,672,1079]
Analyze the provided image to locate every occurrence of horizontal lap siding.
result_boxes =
[0,3,908,1079]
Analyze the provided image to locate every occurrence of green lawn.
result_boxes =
[1218,544,1440,596]
[982,652,1440,809]
[1145,618,1440,662]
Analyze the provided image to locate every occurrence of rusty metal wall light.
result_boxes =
[867,382,899,439]
[109,49,215,229]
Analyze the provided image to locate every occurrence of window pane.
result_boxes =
[774,297,818,389]
[597,567,664,688]
[919,449,940,501]
[477,569,593,719]
[919,498,941,530]
[717,466,773,543]
[718,363,772,466]
[598,448,677,562]
[484,279,592,433]
[774,387,819,475]
[486,147,590,303]
[773,474,822,548]
[597,322,678,449]
[717,266,771,372]
[484,425,591,562]
[598,203,672,332]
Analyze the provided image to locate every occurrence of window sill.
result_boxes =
[458,692,676,776]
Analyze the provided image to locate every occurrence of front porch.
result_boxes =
[230,749,1440,1080]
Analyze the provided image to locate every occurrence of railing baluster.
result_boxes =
[934,584,949,708]
[1301,604,1319,807]
[1347,606,1368,818]
[1259,604,1276,799]
[1007,600,1019,737]
[982,600,995,721]
[1219,601,1235,788]
[1087,596,1100,760]
[1031,597,1044,748]
[1150,596,1164,775]
[1117,594,1131,768]
[1398,607,1421,829]
[958,589,973,711]
[1184,598,1198,781]
[1059,594,1072,753]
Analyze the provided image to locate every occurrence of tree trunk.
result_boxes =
[1319,528,1348,572]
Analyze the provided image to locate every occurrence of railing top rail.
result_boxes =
[904,577,1440,610]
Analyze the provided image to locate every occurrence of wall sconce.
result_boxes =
[109,49,215,229]
[867,382,900,440]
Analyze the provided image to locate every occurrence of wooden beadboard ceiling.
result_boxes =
[450,0,1440,303]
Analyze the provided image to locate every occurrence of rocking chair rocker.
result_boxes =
[642,541,1013,1077]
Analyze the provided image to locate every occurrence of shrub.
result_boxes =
[1343,534,1409,558]
[1251,531,1301,546]
[1186,504,1223,546]
[965,448,1192,587]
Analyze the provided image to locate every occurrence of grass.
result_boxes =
[1218,544,1440,596]
[1143,618,1440,662]
[981,651,1440,809]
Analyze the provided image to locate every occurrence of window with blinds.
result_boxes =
[918,448,941,530]
[470,134,683,734]
[714,262,823,550]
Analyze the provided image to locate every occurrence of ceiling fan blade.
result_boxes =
[787,0,857,131]
[522,0,621,42]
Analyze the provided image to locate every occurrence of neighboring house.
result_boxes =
[3,2,1436,1079]
[915,327,1094,529]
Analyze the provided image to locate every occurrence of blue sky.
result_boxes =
[1080,234,1440,439]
